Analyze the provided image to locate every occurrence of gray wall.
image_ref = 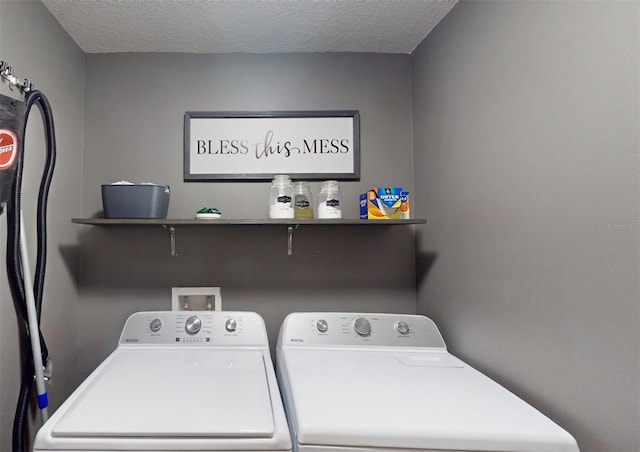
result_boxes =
[78,53,417,373]
[412,1,639,451]
[0,1,84,449]
[2,2,638,452]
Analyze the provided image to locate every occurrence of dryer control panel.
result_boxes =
[119,311,268,346]
[278,312,446,349]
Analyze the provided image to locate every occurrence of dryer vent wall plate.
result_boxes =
[171,287,222,311]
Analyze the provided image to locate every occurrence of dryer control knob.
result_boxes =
[354,317,371,337]
[149,318,163,332]
[316,319,328,333]
[185,315,202,335]
[395,320,410,335]
[225,318,237,332]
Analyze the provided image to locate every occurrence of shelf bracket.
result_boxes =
[163,225,177,256]
[287,225,299,256]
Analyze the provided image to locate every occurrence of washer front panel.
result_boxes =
[119,311,268,347]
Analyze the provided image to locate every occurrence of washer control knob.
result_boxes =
[225,318,237,332]
[354,317,371,337]
[395,320,410,335]
[149,318,163,332]
[316,319,328,333]
[185,315,202,335]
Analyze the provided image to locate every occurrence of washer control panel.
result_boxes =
[119,311,268,346]
[279,312,447,348]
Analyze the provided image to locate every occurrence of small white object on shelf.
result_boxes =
[195,207,221,219]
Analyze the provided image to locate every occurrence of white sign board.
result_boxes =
[184,111,360,180]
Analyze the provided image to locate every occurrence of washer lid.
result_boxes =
[282,349,577,451]
[52,349,275,438]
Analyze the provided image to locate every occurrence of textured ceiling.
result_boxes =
[42,0,458,54]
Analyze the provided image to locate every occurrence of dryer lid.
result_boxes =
[281,348,578,451]
[52,348,276,438]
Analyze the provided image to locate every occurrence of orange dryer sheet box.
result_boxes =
[360,187,410,220]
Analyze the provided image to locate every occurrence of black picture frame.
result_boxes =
[184,110,360,181]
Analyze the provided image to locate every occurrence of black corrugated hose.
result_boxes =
[7,89,56,452]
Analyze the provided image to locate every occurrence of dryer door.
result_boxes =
[52,348,275,438]
[281,348,578,451]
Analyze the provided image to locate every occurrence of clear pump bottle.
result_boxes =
[269,175,294,219]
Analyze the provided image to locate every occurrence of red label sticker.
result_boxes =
[0,129,18,170]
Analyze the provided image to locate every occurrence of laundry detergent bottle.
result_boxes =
[317,180,342,219]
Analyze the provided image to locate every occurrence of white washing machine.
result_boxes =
[276,312,579,452]
[34,311,292,451]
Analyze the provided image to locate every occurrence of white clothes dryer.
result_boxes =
[34,311,292,452]
[276,312,579,452]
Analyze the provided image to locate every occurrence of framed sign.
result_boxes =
[184,110,360,181]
